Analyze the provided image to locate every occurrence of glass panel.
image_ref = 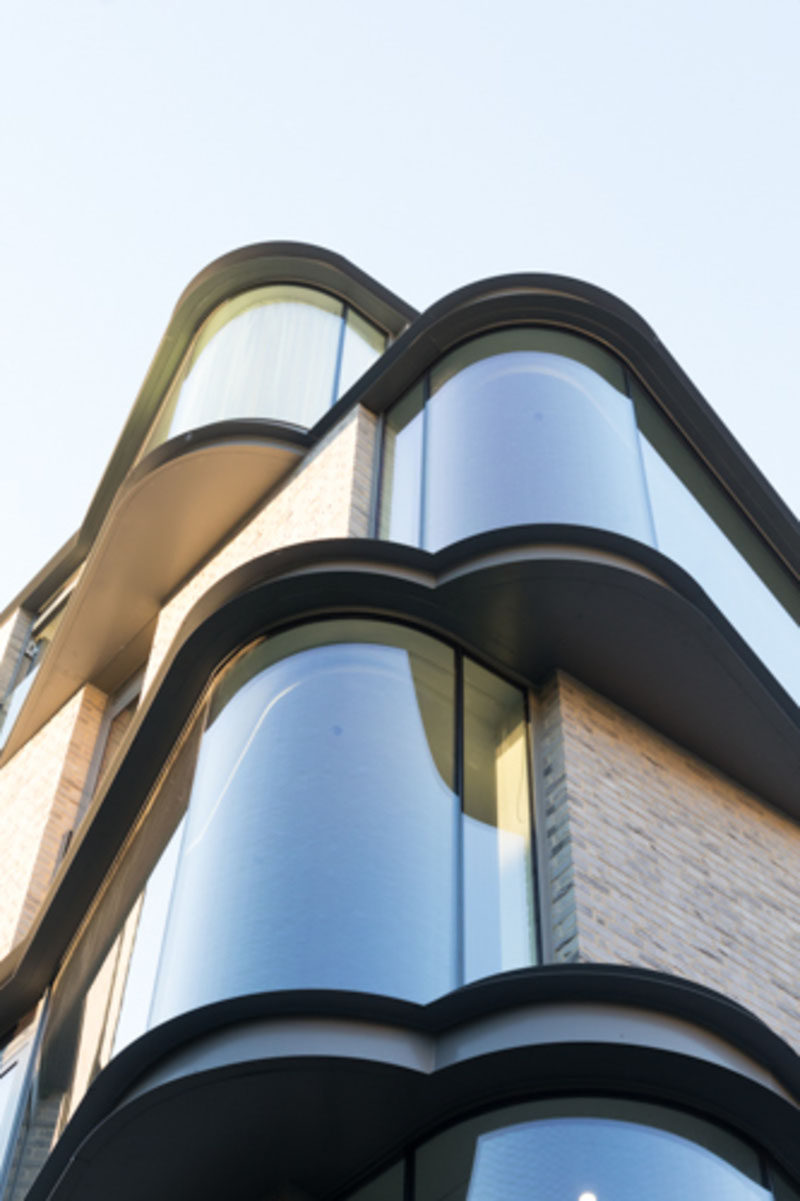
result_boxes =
[634,382,800,704]
[112,821,185,1053]
[23,821,185,1149]
[416,1098,765,1201]
[421,329,654,551]
[338,308,386,399]
[150,620,459,1019]
[462,659,535,981]
[149,285,345,445]
[429,328,626,396]
[379,382,425,544]
[58,818,186,1112]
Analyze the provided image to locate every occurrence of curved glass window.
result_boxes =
[147,285,386,447]
[414,1098,770,1201]
[346,1098,797,1201]
[19,626,536,1155]
[147,619,536,1021]
[630,380,800,705]
[380,329,655,550]
[379,330,800,706]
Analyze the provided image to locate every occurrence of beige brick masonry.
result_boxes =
[544,671,800,1051]
[0,684,106,958]
[141,406,378,697]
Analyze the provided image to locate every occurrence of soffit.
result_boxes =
[1,425,305,761]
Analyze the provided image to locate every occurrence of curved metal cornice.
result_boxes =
[4,254,797,628]
[1,531,798,1042]
[20,967,800,1201]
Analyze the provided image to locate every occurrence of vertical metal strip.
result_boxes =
[330,303,348,408]
[454,650,465,988]
[369,412,387,540]
[418,375,430,550]
[528,687,555,964]
[625,362,659,549]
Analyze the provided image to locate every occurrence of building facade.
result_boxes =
[0,243,798,1200]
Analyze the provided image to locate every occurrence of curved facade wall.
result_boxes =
[353,1097,799,1201]
[379,328,800,705]
[146,284,386,448]
[151,619,536,1019]
[2,251,798,1201]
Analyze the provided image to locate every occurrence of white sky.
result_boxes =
[2,0,798,606]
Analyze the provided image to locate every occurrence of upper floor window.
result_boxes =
[379,328,654,551]
[378,328,800,705]
[145,285,387,449]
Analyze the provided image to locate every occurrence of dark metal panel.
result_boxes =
[21,968,800,1201]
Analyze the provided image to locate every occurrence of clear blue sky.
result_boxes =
[2,0,798,605]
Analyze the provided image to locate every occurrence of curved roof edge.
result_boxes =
[1,531,797,1041]
[0,243,417,623]
[3,252,797,629]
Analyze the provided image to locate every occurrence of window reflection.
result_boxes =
[415,1099,767,1201]
[632,381,800,705]
[147,619,537,1021]
[462,658,534,981]
[150,622,461,1017]
[380,329,654,552]
[379,331,798,707]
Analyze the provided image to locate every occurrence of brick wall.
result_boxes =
[543,671,800,1051]
[0,685,107,958]
[141,406,378,697]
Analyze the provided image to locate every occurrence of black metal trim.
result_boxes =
[4,257,796,630]
[20,966,800,1201]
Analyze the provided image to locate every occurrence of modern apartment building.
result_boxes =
[0,243,798,1201]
